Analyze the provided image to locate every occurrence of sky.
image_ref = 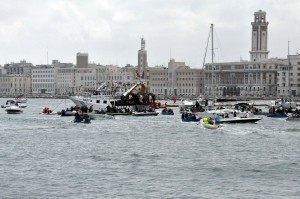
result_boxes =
[0,0,299,68]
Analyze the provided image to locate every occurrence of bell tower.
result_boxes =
[250,10,269,62]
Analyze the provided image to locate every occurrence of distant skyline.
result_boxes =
[0,0,299,68]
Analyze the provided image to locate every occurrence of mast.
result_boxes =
[211,24,214,102]
[288,41,291,101]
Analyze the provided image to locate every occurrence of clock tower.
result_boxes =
[250,10,269,62]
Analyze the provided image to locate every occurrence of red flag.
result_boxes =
[173,98,177,104]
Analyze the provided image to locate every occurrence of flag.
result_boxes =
[141,71,144,78]
[136,71,140,78]
[173,98,177,104]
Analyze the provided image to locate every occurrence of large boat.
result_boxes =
[68,82,157,112]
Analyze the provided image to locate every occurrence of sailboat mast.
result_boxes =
[211,24,214,101]
[288,41,291,100]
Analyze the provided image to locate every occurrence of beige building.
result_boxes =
[0,74,31,96]
[149,59,204,98]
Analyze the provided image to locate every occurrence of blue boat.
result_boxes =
[182,118,199,122]
[267,113,288,118]
[181,112,199,122]
[161,108,174,115]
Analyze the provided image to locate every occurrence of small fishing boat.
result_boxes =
[181,113,199,122]
[199,119,220,129]
[161,108,174,115]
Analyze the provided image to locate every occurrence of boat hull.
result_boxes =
[267,113,287,118]
[132,112,159,116]
[202,123,220,129]
[220,117,262,123]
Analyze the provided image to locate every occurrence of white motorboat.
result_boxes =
[5,103,23,114]
[131,111,159,116]
[1,100,27,108]
[87,112,115,120]
[219,116,262,123]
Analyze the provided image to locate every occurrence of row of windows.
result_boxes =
[32,71,54,73]
[32,79,54,82]
[32,75,55,78]
[32,84,55,87]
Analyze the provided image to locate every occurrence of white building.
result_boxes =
[32,65,56,95]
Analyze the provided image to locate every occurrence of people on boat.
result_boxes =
[75,111,82,120]
[89,105,93,112]
[233,111,237,117]
[203,117,209,124]
[208,117,215,125]
[215,114,221,124]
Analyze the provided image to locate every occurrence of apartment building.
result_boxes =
[149,59,204,97]
[31,65,56,95]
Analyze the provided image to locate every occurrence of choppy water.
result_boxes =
[0,98,300,198]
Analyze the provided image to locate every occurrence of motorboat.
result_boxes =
[181,113,199,122]
[87,112,115,120]
[267,113,288,118]
[286,113,300,121]
[161,108,174,115]
[74,114,91,123]
[131,111,159,116]
[5,103,23,114]
[219,116,262,123]
[58,109,77,116]
[1,100,27,108]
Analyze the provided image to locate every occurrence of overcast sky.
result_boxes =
[0,0,299,68]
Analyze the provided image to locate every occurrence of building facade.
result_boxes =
[204,10,300,99]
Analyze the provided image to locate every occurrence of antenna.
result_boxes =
[47,48,48,65]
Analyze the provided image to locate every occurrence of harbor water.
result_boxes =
[0,98,300,198]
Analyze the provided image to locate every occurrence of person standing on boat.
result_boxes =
[215,114,221,124]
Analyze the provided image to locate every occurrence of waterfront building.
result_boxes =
[54,60,76,95]
[149,59,204,98]
[3,60,33,75]
[204,10,300,99]
[0,74,31,96]
[31,65,56,95]
[277,54,300,98]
